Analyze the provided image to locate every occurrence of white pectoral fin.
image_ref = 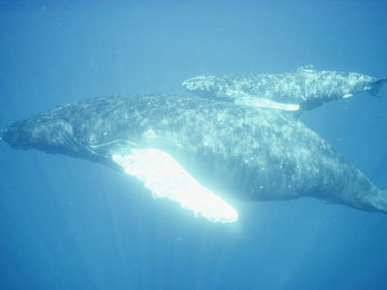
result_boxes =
[112,149,238,223]
[234,96,300,111]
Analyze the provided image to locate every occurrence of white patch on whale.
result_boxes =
[234,96,300,111]
[112,149,238,223]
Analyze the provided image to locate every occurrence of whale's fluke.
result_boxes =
[370,77,387,97]
[368,189,387,213]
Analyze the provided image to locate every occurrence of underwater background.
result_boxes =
[0,0,387,289]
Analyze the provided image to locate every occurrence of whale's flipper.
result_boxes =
[234,96,300,111]
[370,77,387,97]
[112,149,238,223]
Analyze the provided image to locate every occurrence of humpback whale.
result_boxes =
[1,95,386,222]
[182,65,387,111]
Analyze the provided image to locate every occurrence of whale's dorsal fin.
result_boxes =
[112,149,238,223]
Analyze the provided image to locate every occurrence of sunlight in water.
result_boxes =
[112,149,238,223]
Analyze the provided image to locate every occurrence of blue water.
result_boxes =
[1,1,387,289]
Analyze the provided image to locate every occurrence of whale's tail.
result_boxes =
[369,188,387,214]
[370,77,387,97]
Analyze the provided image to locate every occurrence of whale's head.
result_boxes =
[1,114,84,157]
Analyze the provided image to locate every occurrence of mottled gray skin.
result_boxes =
[1,95,386,213]
[183,66,387,110]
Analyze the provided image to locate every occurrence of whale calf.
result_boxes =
[1,95,386,222]
[182,66,387,111]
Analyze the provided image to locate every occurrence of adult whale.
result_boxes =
[182,65,387,111]
[1,95,386,222]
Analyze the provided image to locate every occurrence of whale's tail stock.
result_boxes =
[369,188,387,214]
